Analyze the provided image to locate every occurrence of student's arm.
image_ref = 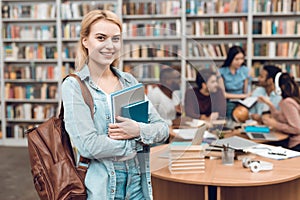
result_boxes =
[137,98,169,144]
[243,78,248,93]
[218,76,226,96]
[258,96,277,113]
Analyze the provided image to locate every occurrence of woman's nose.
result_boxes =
[104,38,114,49]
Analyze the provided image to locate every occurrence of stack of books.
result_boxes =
[169,142,205,174]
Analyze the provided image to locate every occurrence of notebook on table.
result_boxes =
[191,123,206,145]
[246,132,278,141]
[244,126,278,141]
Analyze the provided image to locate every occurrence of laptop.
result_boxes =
[191,123,206,145]
[211,136,258,150]
[172,123,207,144]
[246,132,278,141]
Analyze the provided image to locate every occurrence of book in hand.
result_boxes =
[110,83,145,123]
[121,100,148,123]
[230,96,258,109]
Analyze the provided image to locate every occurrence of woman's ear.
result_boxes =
[82,37,88,49]
[266,77,273,85]
[202,83,207,90]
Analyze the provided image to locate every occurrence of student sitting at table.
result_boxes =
[249,65,282,123]
[147,67,183,126]
[185,68,226,122]
[259,72,300,151]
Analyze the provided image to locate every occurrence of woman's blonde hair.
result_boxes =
[75,10,122,71]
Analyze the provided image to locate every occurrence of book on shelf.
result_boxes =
[110,83,145,123]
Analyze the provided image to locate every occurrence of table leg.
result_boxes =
[217,186,221,200]
[204,185,208,200]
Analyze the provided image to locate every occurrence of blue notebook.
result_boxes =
[244,126,270,133]
[121,100,148,123]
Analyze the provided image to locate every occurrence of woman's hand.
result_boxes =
[108,116,140,140]
[261,115,277,128]
[210,112,219,121]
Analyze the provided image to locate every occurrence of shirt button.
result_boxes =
[106,115,110,120]
[111,189,114,193]
[111,171,114,176]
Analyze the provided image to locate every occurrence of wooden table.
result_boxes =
[170,127,289,144]
[150,144,300,200]
[221,128,289,143]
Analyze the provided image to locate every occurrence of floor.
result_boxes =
[0,146,39,200]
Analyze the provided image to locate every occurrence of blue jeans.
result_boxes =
[113,157,145,200]
[226,101,237,120]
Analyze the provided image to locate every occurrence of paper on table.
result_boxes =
[245,143,300,160]
[173,129,217,140]
[185,119,206,127]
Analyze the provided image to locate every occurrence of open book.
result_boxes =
[230,96,258,109]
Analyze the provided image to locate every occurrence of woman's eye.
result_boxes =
[97,36,106,41]
[112,37,120,42]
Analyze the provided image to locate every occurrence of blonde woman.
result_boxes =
[62,10,169,199]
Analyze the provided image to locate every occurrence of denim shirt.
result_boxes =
[219,66,249,94]
[61,65,169,200]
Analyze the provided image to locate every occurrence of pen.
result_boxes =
[268,152,287,156]
[209,144,236,150]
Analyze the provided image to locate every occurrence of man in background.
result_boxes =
[185,68,226,121]
[147,67,183,126]
[250,65,282,123]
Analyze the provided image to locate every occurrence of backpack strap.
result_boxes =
[60,74,93,180]
[60,74,94,120]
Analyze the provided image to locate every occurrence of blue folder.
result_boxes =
[121,100,149,123]
[244,126,270,133]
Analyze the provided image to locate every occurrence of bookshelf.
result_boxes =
[0,0,2,145]
[1,0,60,146]
[121,0,183,91]
[251,0,300,81]
[0,0,300,146]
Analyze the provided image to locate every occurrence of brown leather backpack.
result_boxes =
[26,74,93,200]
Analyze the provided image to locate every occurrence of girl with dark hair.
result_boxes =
[259,73,300,151]
[218,45,250,118]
